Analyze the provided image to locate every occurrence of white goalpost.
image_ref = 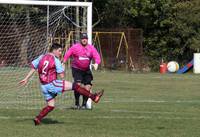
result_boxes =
[0,0,93,109]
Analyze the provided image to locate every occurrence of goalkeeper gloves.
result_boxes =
[92,63,98,70]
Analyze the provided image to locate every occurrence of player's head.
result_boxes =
[49,43,62,58]
[80,33,88,46]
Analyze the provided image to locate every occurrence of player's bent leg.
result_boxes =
[63,81,104,103]
[34,81,62,126]
[72,83,104,103]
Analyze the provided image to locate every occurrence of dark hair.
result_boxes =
[49,43,62,52]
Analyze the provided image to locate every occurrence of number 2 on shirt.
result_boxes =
[42,61,49,74]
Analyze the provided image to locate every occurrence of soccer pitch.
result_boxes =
[1,71,200,137]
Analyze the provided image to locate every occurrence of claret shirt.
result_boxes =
[31,53,64,84]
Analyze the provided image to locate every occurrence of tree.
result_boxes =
[93,0,200,69]
[172,0,200,53]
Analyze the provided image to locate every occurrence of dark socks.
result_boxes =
[74,91,80,106]
[82,96,88,106]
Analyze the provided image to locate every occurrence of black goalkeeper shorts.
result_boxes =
[72,67,93,86]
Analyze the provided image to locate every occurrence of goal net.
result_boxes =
[0,0,92,109]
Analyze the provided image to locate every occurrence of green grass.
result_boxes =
[1,71,200,137]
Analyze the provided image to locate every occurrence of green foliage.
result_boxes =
[172,1,200,52]
[93,0,200,71]
[0,5,41,15]
[0,5,47,27]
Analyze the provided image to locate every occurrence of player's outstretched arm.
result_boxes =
[19,68,36,86]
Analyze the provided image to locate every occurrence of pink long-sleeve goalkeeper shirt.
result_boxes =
[63,43,101,71]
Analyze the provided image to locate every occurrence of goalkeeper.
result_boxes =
[62,33,101,109]
[19,43,103,125]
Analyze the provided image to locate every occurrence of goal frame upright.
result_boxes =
[0,0,93,44]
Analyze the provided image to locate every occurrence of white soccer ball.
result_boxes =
[167,61,179,73]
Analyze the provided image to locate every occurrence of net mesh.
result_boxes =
[0,4,88,109]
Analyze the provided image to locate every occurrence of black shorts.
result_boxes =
[72,67,93,85]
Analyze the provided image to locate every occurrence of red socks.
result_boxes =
[73,83,95,101]
[36,106,54,121]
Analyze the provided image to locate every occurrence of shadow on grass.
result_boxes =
[42,118,64,125]
[16,118,65,125]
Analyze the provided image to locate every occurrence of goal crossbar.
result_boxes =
[0,0,92,7]
[0,0,93,44]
